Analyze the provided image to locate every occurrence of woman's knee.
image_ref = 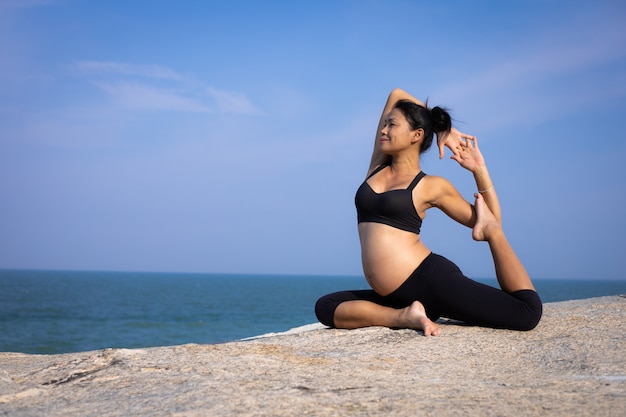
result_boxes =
[315,293,339,327]
[315,290,369,328]
[512,289,543,330]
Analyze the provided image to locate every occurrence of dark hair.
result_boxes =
[393,99,452,154]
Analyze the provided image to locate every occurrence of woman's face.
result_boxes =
[379,108,420,154]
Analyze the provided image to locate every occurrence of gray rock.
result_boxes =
[1,295,624,416]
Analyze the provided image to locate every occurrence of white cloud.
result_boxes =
[75,61,183,80]
[73,61,261,115]
[434,11,626,134]
[442,26,626,104]
[0,0,60,9]
[94,81,212,113]
[207,86,262,115]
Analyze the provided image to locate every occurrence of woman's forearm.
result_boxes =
[472,165,502,224]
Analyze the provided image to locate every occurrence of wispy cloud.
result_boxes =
[74,60,261,115]
[75,61,183,80]
[94,81,212,113]
[441,25,626,103]
[207,86,261,115]
[0,0,60,9]
[435,12,626,133]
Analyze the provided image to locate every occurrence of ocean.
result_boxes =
[1,269,625,355]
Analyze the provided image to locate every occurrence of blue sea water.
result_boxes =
[1,269,625,354]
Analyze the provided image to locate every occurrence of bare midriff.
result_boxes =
[358,222,431,296]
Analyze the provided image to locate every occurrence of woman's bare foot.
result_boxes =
[399,301,440,336]
[472,192,501,242]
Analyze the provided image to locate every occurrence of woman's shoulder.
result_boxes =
[419,175,458,200]
[421,174,452,188]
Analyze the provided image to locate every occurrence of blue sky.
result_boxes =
[1,0,625,279]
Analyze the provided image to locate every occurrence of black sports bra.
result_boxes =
[355,164,426,234]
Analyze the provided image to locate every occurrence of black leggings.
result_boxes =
[315,253,542,331]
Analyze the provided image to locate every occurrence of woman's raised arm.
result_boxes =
[451,136,502,224]
[367,88,425,176]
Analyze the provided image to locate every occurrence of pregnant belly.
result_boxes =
[359,224,431,296]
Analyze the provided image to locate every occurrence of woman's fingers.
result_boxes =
[461,135,478,148]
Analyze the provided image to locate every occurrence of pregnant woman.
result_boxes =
[315,88,542,336]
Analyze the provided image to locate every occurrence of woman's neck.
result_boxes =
[390,153,421,174]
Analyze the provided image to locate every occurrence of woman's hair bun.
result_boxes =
[429,106,452,133]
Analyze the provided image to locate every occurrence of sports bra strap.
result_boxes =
[407,171,426,190]
[366,164,388,180]
[366,165,426,190]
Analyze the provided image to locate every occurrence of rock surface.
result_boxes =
[0,295,624,416]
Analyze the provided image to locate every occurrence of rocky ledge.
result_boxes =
[1,295,624,417]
